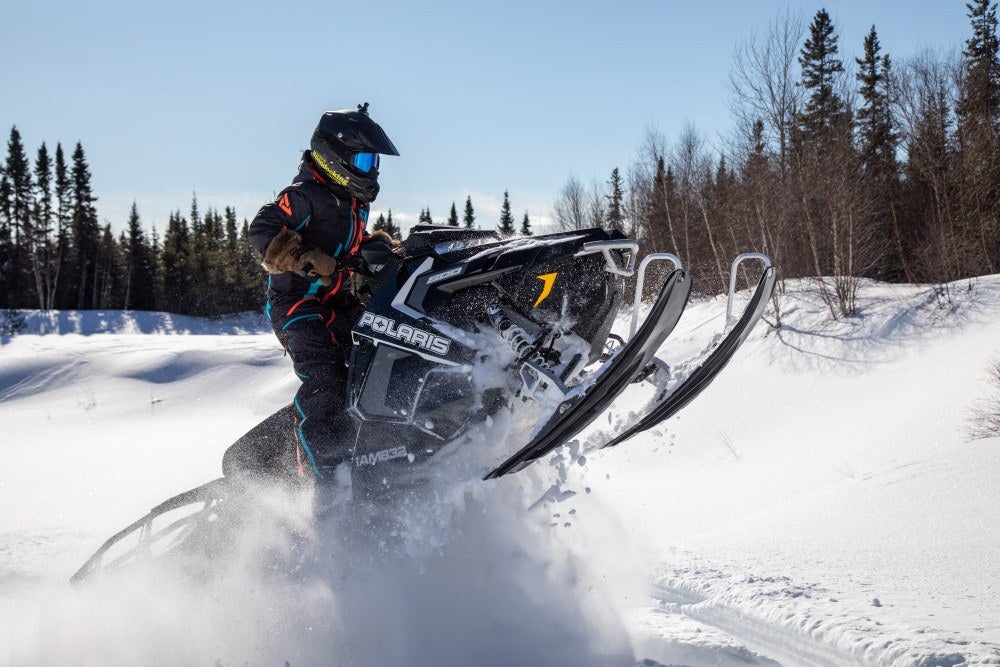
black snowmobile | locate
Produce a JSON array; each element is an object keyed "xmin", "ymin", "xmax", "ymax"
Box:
[{"xmin": 71, "ymin": 224, "xmax": 775, "ymax": 584}]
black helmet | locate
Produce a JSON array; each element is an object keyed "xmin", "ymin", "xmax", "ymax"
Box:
[{"xmin": 309, "ymin": 102, "xmax": 399, "ymax": 203}]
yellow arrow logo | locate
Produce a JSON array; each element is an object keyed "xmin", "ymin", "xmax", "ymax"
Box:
[{"xmin": 534, "ymin": 272, "xmax": 558, "ymax": 307}]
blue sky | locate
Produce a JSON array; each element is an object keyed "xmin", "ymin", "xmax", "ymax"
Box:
[{"xmin": 0, "ymin": 0, "xmax": 974, "ymax": 236}]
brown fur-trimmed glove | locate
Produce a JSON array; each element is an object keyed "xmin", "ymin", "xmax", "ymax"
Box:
[
  {"xmin": 261, "ymin": 229, "xmax": 338, "ymax": 285},
  {"xmin": 261, "ymin": 229, "xmax": 306, "ymax": 274}
]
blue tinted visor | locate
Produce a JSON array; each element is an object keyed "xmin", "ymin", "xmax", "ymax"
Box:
[{"xmin": 351, "ymin": 152, "xmax": 379, "ymax": 173}]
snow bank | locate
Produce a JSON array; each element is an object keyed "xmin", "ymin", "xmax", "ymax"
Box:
[{"xmin": 1, "ymin": 309, "xmax": 270, "ymax": 336}]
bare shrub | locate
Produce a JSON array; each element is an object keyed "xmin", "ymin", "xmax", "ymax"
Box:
[{"xmin": 967, "ymin": 356, "xmax": 1000, "ymax": 440}]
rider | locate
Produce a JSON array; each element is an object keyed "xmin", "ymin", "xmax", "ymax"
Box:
[{"xmin": 245, "ymin": 103, "xmax": 399, "ymax": 482}]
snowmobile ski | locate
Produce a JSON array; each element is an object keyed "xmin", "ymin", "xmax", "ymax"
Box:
[
  {"xmin": 484, "ymin": 268, "xmax": 692, "ymax": 479},
  {"xmin": 601, "ymin": 263, "xmax": 776, "ymax": 449}
]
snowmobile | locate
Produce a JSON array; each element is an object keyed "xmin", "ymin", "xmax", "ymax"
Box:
[{"xmin": 71, "ymin": 224, "xmax": 775, "ymax": 584}]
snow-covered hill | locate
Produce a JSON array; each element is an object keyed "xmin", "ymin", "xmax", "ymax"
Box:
[{"xmin": 1, "ymin": 277, "xmax": 998, "ymax": 666}]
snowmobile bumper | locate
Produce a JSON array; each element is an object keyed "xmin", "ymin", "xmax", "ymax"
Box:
[{"xmin": 71, "ymin": 478, "xmax": 230, "ymax": 585}]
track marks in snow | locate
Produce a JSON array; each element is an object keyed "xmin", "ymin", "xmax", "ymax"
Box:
[
  {"xmin": 645, "ymin": 575, "xmax": 853, "ymax": 666},
  {"xmin": 0, "ymin": 357, "xmax": 85, "ymax": 402},
  {"xmin": 114, "ymin": 349, "xmax": 282, "ymax": 384},
  {"xmin": 644, "ymin": 564, "xmax": 1000, "ymax": 666},
  {"xmin": 632, "ymin": 601, "xmax": 783, "ymax": 666}
]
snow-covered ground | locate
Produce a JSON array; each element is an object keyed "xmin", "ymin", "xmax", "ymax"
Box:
[{"xmin": 1, "ymin": 277, "xmax": 999, "ymax": 666}]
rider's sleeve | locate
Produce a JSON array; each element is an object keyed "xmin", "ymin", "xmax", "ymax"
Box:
[{"xmin": 248, "ymin": 188, "xmax": 314, "ymax": 257}]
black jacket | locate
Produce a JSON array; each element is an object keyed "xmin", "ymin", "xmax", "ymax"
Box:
[{"xmin": 249, "ymin": 152, "xmax": 370, "ymax": 313}]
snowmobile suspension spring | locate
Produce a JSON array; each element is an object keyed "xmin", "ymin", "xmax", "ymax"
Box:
[{"xmin": 485, "ymin": 304, "xmax": 551, "ymax": 367}]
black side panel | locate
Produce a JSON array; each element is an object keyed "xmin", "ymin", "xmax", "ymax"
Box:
[{"xmin": 351, "ymin": 421, "xmax": 443, "ymax": 498}]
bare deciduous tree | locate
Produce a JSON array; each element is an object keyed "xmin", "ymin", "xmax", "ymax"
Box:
[
  {"xmin": 553, "ymin": 175, "xmax": 587, "ymax": 231},
  {"xmin": 728, "ymin": 8, "xmax": 805, "ymax": 175}
]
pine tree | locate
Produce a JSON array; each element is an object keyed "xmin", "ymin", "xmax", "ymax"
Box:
[
  {"xmin": 0, "ymin": 164, "xmax": 10, "ymax": 303},
  {"xmin": 520, "ymin": 211, "xmax": 532, "ymax": 236},
  {"xmin": 221, "ymin": 207, "xmax": 242, "ymax": 312},
  {"xmin": 187, "ymin": 195, "xmax": 227, "ymax": 315},
  {"xmin": 235, "ymin": 219, "xmax": 265, "ymax": 312},
  {"xmin": 188, "ymin": 194, "xmax": 207, "ymax": 311},
  {"xmin": 745, "ymin": 119, "xmax": 769, "ymax": 177},
  {"xmin": 53, "ymin": 144, "xmax": 74, "ymax": 309},
  {"xmin": 418, "ymin": 207, "xmax": 433, "ymax": 224},
  {"xmin": 3, "ymin": 127, "xmax": 33, "ymax": 307},
  {"xmin": 957, "ymin": 0, "xmax": 1000, "ymax": 271},
  {"xmin": 30, "ymin": 143, "xmax": 58, "ymax": 309},
  {"xmin": 162, "ymin": 211, "xmax": 193, "ymax": 313},
  {"xmin": 448, "ymin": 201, "xmax": 459, "ymax": 226},
  {"xmin": 149, "ymin": 224, "xmax": 163, "ymax": 309},
  {"xmin": 122, "ymin": 203, "xmax": 140, "ymax": 309},
  {"xmin": 646, "ymin": 155, "xmax": 678, "ymax": 253},
  {"xmin": 70, "ymin": 142, "xmax": 101, "ymax": 308},
  {"xmin": 899, "ymin": 68, "xmax": 954, "ymax": 282},
  {"xmin": 32, "ymin": 143, "xmax": 52, "ymax": 252},
  {"xmin": 607, "ymin": 167, "xmax": 625, "ymax": 232},
  {"xmin": 712, "ymin": 155, "xmax": 735, "ymax": 228},
  {"xmin": 384, "ymin": 209, "xmax": 401, "ymax": 240},
  {"xmin": 4, "ymin": 128, "xmax": 32, "ymax": 246},
  {"xmin": 856, "ymin": 26, "xmax": 899, "ymax": 180},
  {"xmin": 463, "ymin": 196, "xmax": 475, "ymax": 229},
  {"xmin": 123, "ymin": 202, "xmax": 156, "ymax": 310},
  {"xmin": 224, "ymin": 206, "xmax": 238, "ymax": 255},
  {"xmin": 498, "ymin": 190, "xmax": 515, "ymax": 237},
  {"xmin": 96, "ymin": 223, "xmax": 121, "ymax": 309},
  {"xmin": 373, "ymin": 211, "xmax": 401, "ymax": 239},
  {"xmin": 857, "ymin": 25, "xmax": 906, "ymax": 281},
  {"xmin": 190, "ymin": 192, "xmax": 201, "ymax": 229},
  {"xmin": 958, "ymin": 0, "xmax": 1000, "ymax": 131},
  {"xmin": 796, "ymin": 9, "xmax": 850, "ymax": 153},
  {"xmin": 195, "ymin": 207, "xmax": 228, "ymax": 315}
]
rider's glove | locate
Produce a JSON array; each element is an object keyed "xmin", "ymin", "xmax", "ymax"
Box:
[{"xmin": 298, "ymin": 249, "xmax": 338, "ymax": 285}]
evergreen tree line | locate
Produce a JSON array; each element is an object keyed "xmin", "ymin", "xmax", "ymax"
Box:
[
  {"xmin": 0, "ymin": 133, "xmax": 263, "ymax": 315},
  {"xmin": 0, "ymin": 126, "xmax": 540, "ymax": 317},
  {"xmin": 373, "ymin": 191, "xmax": 534, "ymax": 239},
  {"xmin": 0, "ymin": 130, "xmax": 539, "ymax": 317},
  {"xmin": 555, "ymin": 2, "xmax": 1000, "ymax": 318}
]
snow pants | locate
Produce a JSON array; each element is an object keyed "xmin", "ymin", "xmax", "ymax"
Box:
[{"xmin": 271, "ymin": 294, "xmax": 361, "ymax": 481}]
